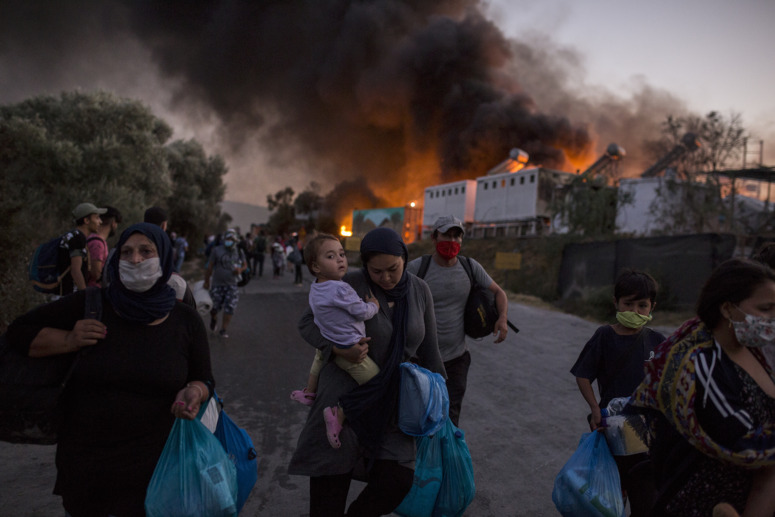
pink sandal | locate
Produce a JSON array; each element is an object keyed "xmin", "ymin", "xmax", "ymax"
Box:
[
  {"xmin": 290, "ymin": 389, "xmax": 316, "ymax": 406},
  {"xmin": 323, "ymin": 406, "xmax": 343, "ymax": 449}
]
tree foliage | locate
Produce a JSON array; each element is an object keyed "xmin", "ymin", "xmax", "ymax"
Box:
[
  {"xmin": 164, "ymin": 139, "xmax": 228, "ymax": 250},
  {"xmin": 0, "ymin": 91, "xmax": 226, "ymax": 327},
  {"xmin": 645, "ymin": 111, "xmax": 747, "ymax": 235},
  {"xmin": 645, "ymin": 111, "xmax": 745, "ymax": 179},
  {"xmin": 294, "ymin": 182, "xmax": 323, "ymax": 217},
  {"xmin": 266, "ymin": 187, "xmax": 296, "ymax": 236},
  {"xmin": 264, "ymin": 183, "xmax": 342, "ymax": 237},
  {"xmin": 551, "ymin": 177, "xmax": 619, "ymax": 238}
]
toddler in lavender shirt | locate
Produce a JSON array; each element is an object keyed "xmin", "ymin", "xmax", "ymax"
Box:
[{"xmin": 290, "ymin": 233, "xmax": 379, "ymax": 448}]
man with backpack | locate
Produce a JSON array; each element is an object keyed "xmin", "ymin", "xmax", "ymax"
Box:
[
  {"xmin": 86, "ymin": 206, "xmax": 122, "ymax": 287},
  {"xmin": 60, "ymin": 202, "xmax": 106, "ymax": 295},
  {"xmin": 406, "ymin": 215, "xmax": 510, "ymax": 426}
]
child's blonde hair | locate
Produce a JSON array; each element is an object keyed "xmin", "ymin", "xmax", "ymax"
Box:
[{"xmin": 304, "ymin": 233, "xmax": 342, "ymax": 276}]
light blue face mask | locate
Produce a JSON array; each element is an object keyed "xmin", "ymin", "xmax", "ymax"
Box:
[
  {"xmin": 224, "ymin": 240, "xmax": 235, "ymax": 248},
  {"xmin": 616, "ymin": 311, "xmax": 652, "ymax": 329}
]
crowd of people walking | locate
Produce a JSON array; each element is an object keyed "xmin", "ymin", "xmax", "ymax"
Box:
[{"xmin": 8, "ymin": 202, "xmax": 775, "ymax": 517}]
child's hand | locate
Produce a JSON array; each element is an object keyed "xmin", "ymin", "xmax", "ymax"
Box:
[
  {"xmin": 364, "ymin": 291, "xmax": 379, "ymax": 310},
  {"xmin": 589, "ymin": 407, "xmax": 604, "ymax": 432}
]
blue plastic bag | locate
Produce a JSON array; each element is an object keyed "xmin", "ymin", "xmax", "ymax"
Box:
[
  {"xmin": 145, "ymin": 417, "xmax": 239, "ymax": 517},
  {"xmin": 552, "ymin": 432, "xmax": 625, "ymax": 517},
  {"xmin": 399, "ymin": 362, "xmax": 449, "ymax": 437},
  {"xmin": 433, "ymin": 419, "xmax": 475, "ymax": 517},
  {"xmin": 394, "ymin": 434, "xmax": 444, "ymax": 517},
  {"xmin": 214, "ymin": 406, "xmax": 258, "ymax": 513}
]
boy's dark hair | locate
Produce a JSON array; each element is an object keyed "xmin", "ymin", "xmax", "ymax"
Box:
[
  {"xmin": 143, "ymin": 206, "xmax": 168, "ymax": 226},
  {"xmin": 304, "ymin": 233, "xmax": 341, "ymax": 275},
  {"xmin": 697, "ymin": 258, "xmax": 775, "ymax": 329},
  {"xmin": 614, "ymin": 269, "xmax": 658, "ymax": 303},
  {"xmin": 102, "ymin": 205, "xmax": 123, "ymax": 225},
  {"xmin": 753, "ymin": 242, "xmax": 775, "ymax": 269}
]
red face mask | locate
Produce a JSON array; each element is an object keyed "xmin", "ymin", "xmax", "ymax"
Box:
[{"xmin": 436, "ymin": 241, "xmax": 461, "ymax": 260}]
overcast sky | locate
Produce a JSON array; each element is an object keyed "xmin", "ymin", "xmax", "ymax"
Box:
[{"xmin": 487, "ymin": 0, "xmax": 775, "ymax": 145}]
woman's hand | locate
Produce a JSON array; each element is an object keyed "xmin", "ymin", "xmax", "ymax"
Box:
[
  {"xmin": 66, "ymin": 318, "xmax": 107, "ymax": 350},
  {"xmin": 29, "ymin": 319, "xmax": 106, "ymax": 357},
  {"xmin": 171, "ymin": 382, "xmax": 207, "ymax": 419},
  {"xmin": 333, "ymin": 337, "xmax": 371, "ymax": 364}
]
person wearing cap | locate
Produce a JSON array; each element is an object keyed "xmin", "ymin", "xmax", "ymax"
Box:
[
  {"xmin": 86, "ymin": 205, "xmax": 123, "ymax": 287},
  {"xmin": 58, "ymin": 202, "xmax": 107, "ymax": 295},
  {"xmin": 406, "ymin": 215, "xmax": 509, "ymax": 426},
  {"xmin": 203, "ymin": 228, "xmax": 248, "ymax": 338}
]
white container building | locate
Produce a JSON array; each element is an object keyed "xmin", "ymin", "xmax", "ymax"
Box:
[
  {"xmin": 422, "ymin": 180, "xmax": 477, "ymax": 237},
  {"xmin": 470, "ymin": 167, "xmax": 575, "ymax": 238},
  {"xmin": 615, "ymin": 177, "xmax": 665, "ymax": 235}
]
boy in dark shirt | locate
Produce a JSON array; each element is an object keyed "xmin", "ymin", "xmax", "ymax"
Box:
[{"xmin": 571, "ymin": 269, "xmax": 666, "ymax": 516}]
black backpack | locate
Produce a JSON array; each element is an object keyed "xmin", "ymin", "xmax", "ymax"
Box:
[
  {"xmin": 28, "ymin": 234, "xmax": 70, "ymax": 293},
  {"xmin": 416, "ymin": 254, "xmax": 499, "ymax": 339},
  {"xmin": 0, "ymin": 287, "xmax": 102, "ymax": 444}
]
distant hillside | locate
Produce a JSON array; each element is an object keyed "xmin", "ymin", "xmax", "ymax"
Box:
[{"xmin": 220, "ymin": 200, "xmax": 270, "ymax": 233}]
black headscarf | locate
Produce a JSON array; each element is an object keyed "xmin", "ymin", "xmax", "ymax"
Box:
[
  {"xmin": 106, "ymin": 223, "xmax": 177, "ymax": 324},
  {"xmin": 340, "ymin": 227, "xmax": 410, "ymax": 455}
]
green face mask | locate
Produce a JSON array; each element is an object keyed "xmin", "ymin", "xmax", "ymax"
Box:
[{"xmin": 616, "ymin": 311, "xmax": 652, "ymax": 329}]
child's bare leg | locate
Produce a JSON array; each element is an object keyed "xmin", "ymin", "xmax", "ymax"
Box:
[
  {"xmin": 290, "ymin": 369, "xmax": 319, "ymax": 406},
  {"xmin": 743, "ymin": 465, "xmax": 775, "ymax": 517},
  {"xmin": 306, "ymin": 372, "xmax": 319, "ymax": 393}
]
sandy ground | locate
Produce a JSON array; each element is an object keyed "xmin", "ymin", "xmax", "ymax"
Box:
[{"xmin": 0, "ymin": 270, "xmax": 680, "ymax": 516}]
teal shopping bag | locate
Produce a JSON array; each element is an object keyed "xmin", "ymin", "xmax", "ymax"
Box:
[
  {"xmin": 394, "ymin": 434, "xmax": 444, "ymax": 517},
  {"xmin": 552, "ymin": 432, "xmax": 625, "ymax": 517},
  {"xmin": 145, "ymin": 417, "xmax": 239, "ymax": 517},
  {"xmin": 433, "ymin": 419, "xmax": 475, "ymax": 517}
]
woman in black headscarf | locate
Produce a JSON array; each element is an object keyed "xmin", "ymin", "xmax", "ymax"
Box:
[
  {"xmin": 8, "ymin": 222, "xmax": 214, "ymax": 517},
  {"xmin": 290, "ymin": 227, "xmax": 446, "ymax": 517}
]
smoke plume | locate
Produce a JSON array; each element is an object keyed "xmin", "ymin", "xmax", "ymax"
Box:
[{"xmin": 0, "ymin": 0, "xmax": 694, "ymax": 209}]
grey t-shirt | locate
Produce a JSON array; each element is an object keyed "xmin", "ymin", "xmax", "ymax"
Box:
[
  {"xmin": 207, "ymin": 245, "xmax": 246, "ymax": 286},
  {"xmin": 407, "ymin": 255, "xmax": 493, "ymax": 362}
]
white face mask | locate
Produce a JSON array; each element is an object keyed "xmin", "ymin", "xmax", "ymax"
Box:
[
  {"xmin": 119, "ymin": 257, "xmax": 163, "ymax": 292},
  {"xmin": 731, "ymin": 308, "xmax": 775, "ymax": 348}
]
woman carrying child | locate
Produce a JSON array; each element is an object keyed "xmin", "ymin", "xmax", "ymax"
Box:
[
  {"xmin": 290, "ymin": 233, "xmax": 380, "ymax": 449},
  {"xmin": 570, "ymin": 269, "xmax": 666, "ymax": 516},
  {"xmin": 289, "ymin": 227, "xmax": 445, "ymax": 517}
]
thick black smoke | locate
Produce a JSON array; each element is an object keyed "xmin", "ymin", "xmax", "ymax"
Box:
[{"xmin": 0, "ymin": 0, "xmax": 686, "ymax": 206}]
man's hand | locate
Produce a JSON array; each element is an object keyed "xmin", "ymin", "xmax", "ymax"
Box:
[{"xmin": 493, "ymin": 316, "xmax": 508, "ymax": 343}]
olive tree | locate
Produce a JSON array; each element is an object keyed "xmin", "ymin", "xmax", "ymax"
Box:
[
  {"xmin": 0, "ymin": 91, "xmax": 227, "ymax": 327},
  {"xmin": 646, "ymin": 111, "xmax": 747, "ymax": 234}
]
